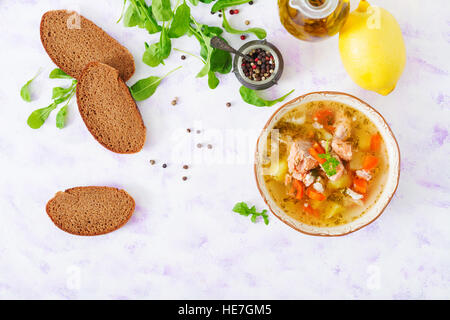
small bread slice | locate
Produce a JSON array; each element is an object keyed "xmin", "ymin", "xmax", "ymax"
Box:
[
  {"xmin": 46, "ymin": 186, "xmax": 135, "ymax": 236},
  {"xmin": 77, "ymin": 62, "xmax": 146, "ymax": 154},
  {"xmin": 40, "ymin": 10, "xmax": 135, "ymax": 81}
]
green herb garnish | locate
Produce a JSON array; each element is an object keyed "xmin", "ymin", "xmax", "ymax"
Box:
[
  {"xmin": 211, "ymin": 0, "xmax": 253, "ymax": 13},
  {"xmin": 233, "ymin": 202, "xmax": 269, "ymax": 225},
  {"xmin": 318, "ymin": 141, "xmax": 340, "ymax": 176},
  {"xmin": 239, "ymin": 86, "xmax": 294, "ymax": 107},
  {"xmin": 152, "ymin": 0, "xmax": 174, "ymax": 22},
  {"xmin": 168, "ymin": 1, "xmax": 191, "ymax": 38},
  {"xmin": 120, "ymin": 0, "xmax": 233, "ymax": 89},
  {"xmin": 49, "ymin": 68, "xmax": 72, "ymax": 79},
  {"xmin": 129, "ymin": 66, "xmax": 182, "ymax": 101},
  {"xmin": 26, "ymin": 74, "xmax": 77, "ymax": 129},
  {"xmin": 222, "ymin": 12, "xmax": 266, "ymax": 40},
  {"xmin": 20, "ymin": 69, "xmax": 41, "ymax": 102}
]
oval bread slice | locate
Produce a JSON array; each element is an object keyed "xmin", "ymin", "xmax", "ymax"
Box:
[
  {"xmin": 40, "ymin": 10, "xmax": 135, "ymax": 81},
  {"xmin": 77, "ymin": 62, "xmax": 146, "ymax": 154},
  {"xmin": 46, "ymin": 187, "xmax": 135, "ymax": 236}
]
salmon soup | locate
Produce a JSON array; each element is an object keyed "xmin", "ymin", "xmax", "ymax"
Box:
[{"xmin": 261, "ymin": 100, "xmax": 389, "ymax": 228}]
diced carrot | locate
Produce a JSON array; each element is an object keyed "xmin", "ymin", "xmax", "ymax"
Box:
[
  {"xmin": 309, "ymin": 147, "xmax": 326, "ymax": 164},
  {"xmin": 353, "ymin": 177, "xmax": 368, "ymax": 194},
  {"xmin": 288, "ymin": 184, "xmax": 296, "ymax": 196},
  {"xmin": 363, "ymin": 155, "xmax": 379, "ymax": 171},
  {"xmin": 313, "ymin": 109, "xmax": 334, "ymax": 125},
  {"xmin": 306, "ymin": 187, "xmax": 326, "ymax": 201},
  {"xmin": 304, "ymin": 203, "xmax": 320, "ymax": 217},
  {"xmin": 313, "ymin": 142, "xmax": 325, "ymax": 154},
  {"xmin": 292, "ymin": 179, "xmax": 304, "ymax": 200},
  {"xmin": 370, "ymin": 133, "xmax": 382, "ymax": 152}
]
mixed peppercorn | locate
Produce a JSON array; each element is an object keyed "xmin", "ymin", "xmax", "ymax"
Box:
[{"xmin": 241, "ymin": 48, "xmax": 275, "ymax": 82}]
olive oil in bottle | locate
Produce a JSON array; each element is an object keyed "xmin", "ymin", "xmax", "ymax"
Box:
[{"xmin": 278, "ymin": 0, "xmax": 350, "ymax": 42}]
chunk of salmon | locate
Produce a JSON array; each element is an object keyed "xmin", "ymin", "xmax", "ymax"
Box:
[
  {"xmin": 356, "ymin": 169, "xmax": 372, "ymax": 181},
  {"xmin": 287, "ymin": 140, "xmax": 319, "ymax": 181},
  {"xmin": 303, "ymin": 172, "xmax": 316, "ymax": 187},
  {"xmin": 331, "ymin": 138, "xmax": 352, "ymax": 161},
  {"xmin": 334, "ymin": 111, "xmax": 352, "ymax": 140},
  {"xmin": 322, "ymin": 151, "xmax": 346, "ymax": 181}
]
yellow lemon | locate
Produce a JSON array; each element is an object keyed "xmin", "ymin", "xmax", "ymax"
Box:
[{"xmin": 339, "ymin": 1, "xmax": 406, "ymax": 95}]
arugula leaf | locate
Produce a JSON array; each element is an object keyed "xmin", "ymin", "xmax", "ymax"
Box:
[
  {"xmin": 168, "ymin": 1, "xmax": 190, "ymax": 38},
  {"xmin": 222, "ymin": 12, "xmax": 266, "ymax": 39},
  {"xmin": 56, "ymin": 105, "xmax": 68, "ymax": 129},
  {"xmin": 123, "ymin": 2, "xmax": 142, "ymax": 27},
  {"xmin": 143, "ymin": 26, "xmax": 172, "ymax": 67},
  {"xmin": 27, "ymin": 79, "xmax": 77, "ymax": 129},
  {"xmin": 199, "ymin": 0, "xmax": 216, "ymax": 3},
  {"xmin": 27, "ymin": 103, "xmax": 57, "ymax": 129},
  {"xmin": 126, "ymin": 0, "xmax": 162, "ymax": 34},
  {"xmin": 318, "ymin": 141, "xmax": 340, "ymax": 176},
  {"xmin": 49, "ymin": 68, "xmax": 72, "ymax": 79},
  {"xmin": 189, "ymin": 0, "xmax": 200, "ymax": 5},
  {"xmin": 129, "ymin": 66, "xmax": 182, "ymax": 101},
  {"xmin": 152, "ymin": 0, "xmax": 173, "ymax": 22},
  {"xmin": 208, "ymin": 71, "xmax": 219, "ymax": 89},
  {"xmin": 159, "ymin": 26, "xmax": 172, "ymax": 60},
  {"xmin": 233, "ymin": 202, "xmax": 269, "ymax": 225},
  {"xmin": 190, "ymin": 19, "xmax": 213, "ymax": 78},
  {"xmin": 210, "ymin": 39, "xmax": 232, "ymax": 74},
  {"xmin": 20, "ymin": 70, "xmax": 41, "ymax": 102},
  {"xmin": 201, "ymin": 25, "xmax": 223, "ymax": 37},
  {"xmin": 143, "ymin": 42, "xmax": 162, "ymax": 67},
  {"xmin": 117, "ymin": 0, "xmax": 128, "ymax": 23},
  {"xmin": 239, "ymin": 86, "xmax": 295, "ymax": 107},
  {"xmin": 52, "ymin": 83, "xmax": 75, "ymax": 100},
  {"xmin": 212, "ymin": 0, "xmax": 252, "ymax": 13}
]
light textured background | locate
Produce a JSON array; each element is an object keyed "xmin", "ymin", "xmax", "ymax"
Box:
[{"xmin": 0, "ymin": 0, "xmax": 449, "ymax": 299}]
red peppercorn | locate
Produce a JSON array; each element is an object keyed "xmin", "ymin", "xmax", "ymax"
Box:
[
  {"xmin": 252, "ymin": 65, "xmax": 257, "ymax": 69},
  {"xmin": 234, "ymin": 9, "xmax": 239, "ymax": 14},
  {"xmin": 254, "ymin": 58, "xmax": 259, "ymax": 62},
  {"xmin": 229, "ymin": 10, "xmax": 234, "ymax": 15},
  {"xmin": 266, "ymin": 57, "xmax": 270, "ymax": 61},
  {"xmin": 240, "ymin": 35, "xmax": 246, "ymax": 40}
]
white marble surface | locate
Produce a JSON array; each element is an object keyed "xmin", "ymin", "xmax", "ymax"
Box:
[{"xmin": 0, "ymin": 0, "xmax": 449, "ymax": 299}]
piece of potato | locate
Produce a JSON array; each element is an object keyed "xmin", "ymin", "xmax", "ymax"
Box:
[
  {"xmin": 309, "ymin": 199, "xmax": 324, "ymax": 210},
  {"xmin": 357, "ymin": 130, "xmax": 372, "ymax": 151},
  {"xmin": 323, "ymin": 202, "xmax": 344, "ymax": 219},
  {"xmin": 349, "ymin": 151, "xmax": 364, "ymax": 170},
  {"xmin": 327, "ymin": 173, "xmax": 351, "ymax": 190},
  {"xmin": 268, "ymin": 159, "xmax": 288, "ymax": 182}
]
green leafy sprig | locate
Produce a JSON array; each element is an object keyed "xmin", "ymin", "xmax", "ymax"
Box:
[
  {"xmin": 222, "ymin": 11, "xmax": 266, "ymax": 39},
  {"xmin": 211, "ymin": 0, "xmax": 253, "ymax": 13},
  {"xmin": 20, "ymin": 69, "xmax": 42, "ymax": 102},
  {"xmin": 318, "ymin": 140, "xmax": 340, "ymax": 177},
  {"xmin": 239, "ymin": 86, "xmax": 294, "ymax": 107},
  {"xmin": 233, "ymin": 202, "xmax": 269, "ymax": 225},
  {"xmin": 119, "ymin": 0, "xmax": 233, "ymax": 89},
  {"xmin": 27, "ymin": 69, "xmax": 77, "ymax": 129},
  {"xmin": 129, "ymin": 66, "xmax": 182, "ymax": 101}
]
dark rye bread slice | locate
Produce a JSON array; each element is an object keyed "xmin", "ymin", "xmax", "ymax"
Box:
[
  {"xmin": 40, "ymin": 10, "xmax": 135, "ymax": 81},
  {"xmin": 46, "ymin": 186, "xmax": 135, "ymax": 236},
  {"xmin": 77, "ymin": 62, "xmax": 146, "ymax": 153}
]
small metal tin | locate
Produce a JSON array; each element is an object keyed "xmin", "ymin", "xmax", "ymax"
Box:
[{"xmin": 233, "ymin": 40, "xmax": 284, "ymax": 91}]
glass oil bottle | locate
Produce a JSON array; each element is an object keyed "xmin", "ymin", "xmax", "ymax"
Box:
[{"xmin": 278, "ymin": 0, "xmax": 350, "ymax": 42}]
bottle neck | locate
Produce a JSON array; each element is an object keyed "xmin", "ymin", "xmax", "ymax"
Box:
[{"xmin": 289, "ymin": 0, "xmax": 339, "ymax": 19}]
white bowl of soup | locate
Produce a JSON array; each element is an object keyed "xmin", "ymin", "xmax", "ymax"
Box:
[{"xmin": 255, "ymin": 92, "xmax": 400, "ymax": 236}]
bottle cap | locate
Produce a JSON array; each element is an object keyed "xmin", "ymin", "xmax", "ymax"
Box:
[{"xmin": 289, "ymin": 0, "xmax": 339, "ymax": 19}]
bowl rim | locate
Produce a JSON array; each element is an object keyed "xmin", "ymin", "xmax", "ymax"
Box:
[{"xmin": 254, "ymin": 91, "xmax": 401, "ymax": 237}]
